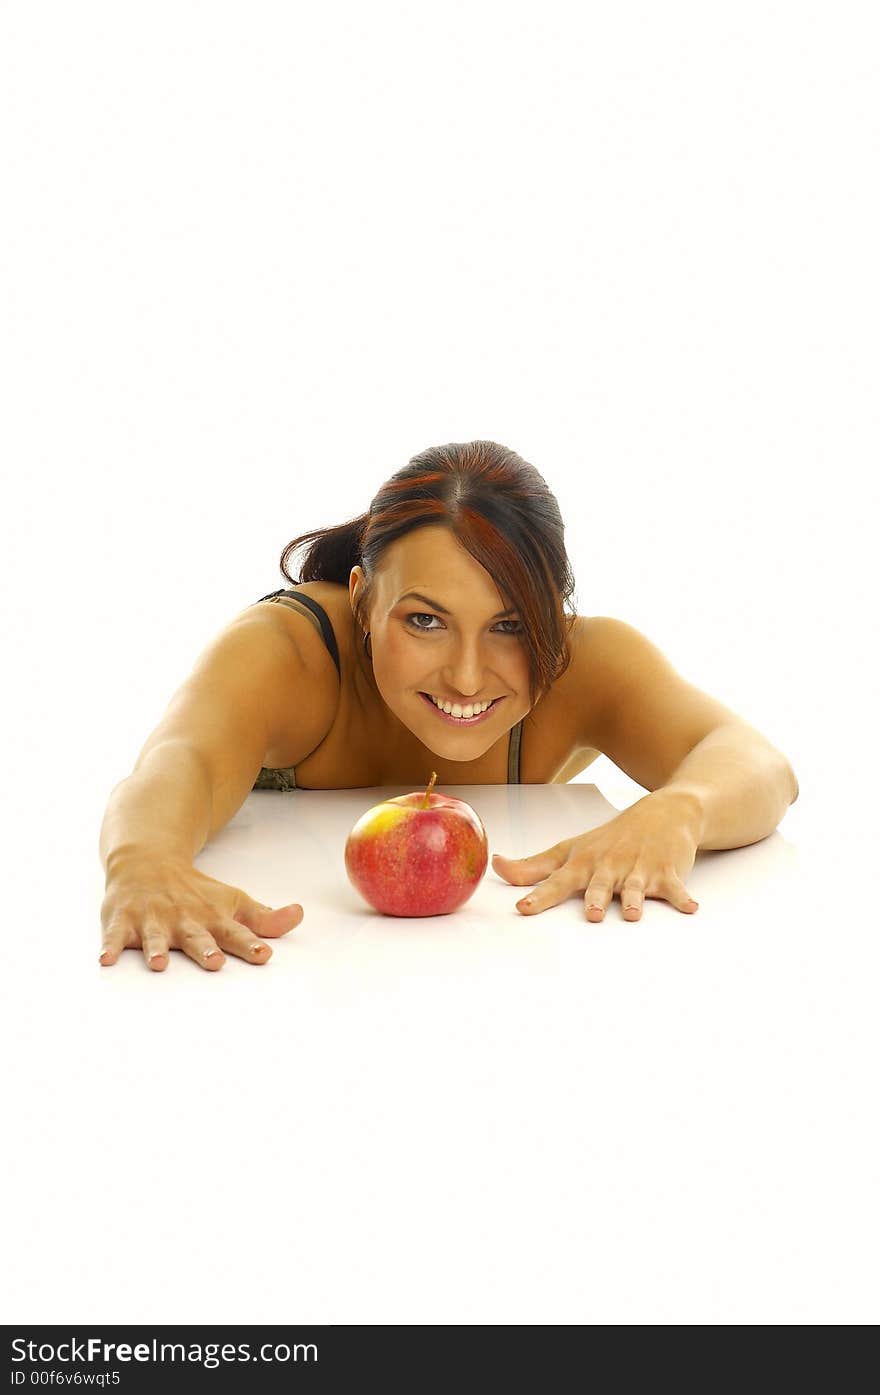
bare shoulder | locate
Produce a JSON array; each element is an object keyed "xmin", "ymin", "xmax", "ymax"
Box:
[
  {"xmin": 574, "ymin": 612, "xmax": 738, "ymax": 715},
  {"xmin": 525, "ymin": 614, "xmax": 605, "ymax": 754},
  {"xmin": 240, "ymin": 585, "xmax": 346, "ymax": 767},
  {"xmin": 569, "ymin": 614, "xmax": 748, "ymax": 789},
  {"xmin": 135, "ymin": 597, "xmax": 338, "ymax": 789},
  {"xmin": 243, "ymin": 585, "xmax": 343, "ymax": 690}
]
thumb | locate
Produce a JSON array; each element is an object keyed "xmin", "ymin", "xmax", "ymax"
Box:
[
  {"xmin": 492, "ymin": 848, "xmax": 562, "ymax": 885},
  {"xmin": 235, "ymin": 896, "xmax": 304, "ymax": 936},
  {"xmin": 664, "ymin": 873, "xmax": 699, "ymax": 915}
]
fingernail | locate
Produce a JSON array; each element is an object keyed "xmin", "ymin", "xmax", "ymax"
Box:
[
  {"xmin": 149, "ymin": 951, "xmax": 165, "ymax": 963},
  {"xmin": 204, "ymin": 948, "xmax": 223, "ymax": 960},
  {"xmin": 250, "ymin": 943, "xmax": 267, "ymax": 954}
]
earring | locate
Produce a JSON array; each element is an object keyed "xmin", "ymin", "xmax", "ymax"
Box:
[{"xmin": 363, "ymin": 630, "xmax": 373, "ymax": 660}]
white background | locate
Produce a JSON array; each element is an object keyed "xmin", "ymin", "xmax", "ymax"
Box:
[{"xmin": 1, "ymin": 0, "xmax": 877, "ymax": 1325}]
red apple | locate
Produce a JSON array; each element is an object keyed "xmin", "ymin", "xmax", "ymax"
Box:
[{"xmin": 344, "ymin": 771, "xmax": 489, "ymax": 917}]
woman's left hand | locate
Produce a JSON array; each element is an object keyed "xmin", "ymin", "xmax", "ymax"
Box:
[{"xmin": 491, "ymin": 790, "xmax": 703, "ymax": 921}]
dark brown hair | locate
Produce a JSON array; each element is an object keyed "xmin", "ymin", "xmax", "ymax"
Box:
[{"xmin": 279, "ymin": 440, "xmax": 578, "ymax": 708}]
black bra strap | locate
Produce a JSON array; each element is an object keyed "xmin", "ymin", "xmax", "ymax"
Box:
[{"xmin": 253, "ymin": 587, "xmax": 341, "ymax": 680}]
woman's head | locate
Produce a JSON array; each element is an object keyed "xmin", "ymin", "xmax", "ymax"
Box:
[{"xmin": 279, "ymin": 440, "xmax": 578, "ymax": 754}]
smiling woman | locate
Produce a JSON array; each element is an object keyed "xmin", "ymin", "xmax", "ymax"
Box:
[
  {"xmin": 286, "ymin": 439, "xmax": 578, "ymax": 709},
  {"xmin": 98, "ymin": 438, "xmax": 798, "ymax": 972},
  {"xmin": 249, "ymin": 440, "xmax": 583, "ymax": 792}
]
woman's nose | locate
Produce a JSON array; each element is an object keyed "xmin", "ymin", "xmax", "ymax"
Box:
[{"xmin": 444, "ymin": 650, "xmax": 489, "ymax": 694}]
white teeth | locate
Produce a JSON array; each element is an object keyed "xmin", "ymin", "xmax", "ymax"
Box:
[{"xmin": 428, "ymin": 693, "xmax": 493, "ymax": 717}]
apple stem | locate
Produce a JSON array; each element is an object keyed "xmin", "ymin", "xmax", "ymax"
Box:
[{"xmin": 423, "ymin": 770, "xmax": 437, "ymax": 807}]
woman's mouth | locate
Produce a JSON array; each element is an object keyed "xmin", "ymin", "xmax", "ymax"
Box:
[{"xmin": 418, "ymin": 691, "xmax": 504, "ymax": 726}]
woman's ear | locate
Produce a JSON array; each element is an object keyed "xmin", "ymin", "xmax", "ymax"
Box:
[{"xmin": 349, "ymin": 565, "xmax": 364, "ymax": 610}]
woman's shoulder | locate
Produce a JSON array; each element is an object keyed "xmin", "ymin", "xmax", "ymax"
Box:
[
  {"xmin": 244, "ymin": 583, "xmax": 354, "ymax": 772},
  {"xmin": 551, "ymin": 613, "xmax": 681, "ymax": 750},
  {"xmin": 521, "ymin": 614, "xmax": 604, "ymax": 760},
  {"xmin": 559, "ymin": 614, "xmax": 746, "ymax": 789},
  {"xmin": 257, "ymin": 580, "xmax": 351, "ymax": 631},
  {"xmin": 246, "ymin": 581, "xmax": 352, "ymax": 656}
]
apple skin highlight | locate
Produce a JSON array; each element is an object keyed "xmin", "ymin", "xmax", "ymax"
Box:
[{"xmin": 344, "ymin": 772, "xmax": 489, "ymax": 917}]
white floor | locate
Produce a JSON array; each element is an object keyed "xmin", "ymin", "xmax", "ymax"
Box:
[{"xmin": 3, "ymin": 768, "xmax": 874, "ymax": 1325}]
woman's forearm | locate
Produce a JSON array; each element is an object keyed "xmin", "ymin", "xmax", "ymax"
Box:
[
  {"xmin": 654, "ymin": 722, "xmax": 799, "ymax": 851},
  {"xmin": 99, "ymin": 740, "xmax": 214, "ymax": 878}
]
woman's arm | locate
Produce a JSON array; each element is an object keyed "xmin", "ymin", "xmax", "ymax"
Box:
[
  {"xmin": 97, "ymin": 610, "xmax": 332, "ymax": 970},
  {"xmin": 100, "ymin": 740, "xmax": 215, "ymax": 879},
  {"xmin": 578, "ymin": 616, "xmax": 797, "ymax": 811},
  {"xmin": 101, "ymin": 609, "xmax": 333, "ymax": 870},
  {"xmin": 492, "ymin": 617, "xmax": 798, "ymax": 921},
  {"xmin": 652, "ymin": 721, "xmax": 798, "ymax": 851}
]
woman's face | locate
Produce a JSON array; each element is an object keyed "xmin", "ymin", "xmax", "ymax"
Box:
[{"xmin": 349, "ymin": 526, "xmax": 531, "ymax": 757}]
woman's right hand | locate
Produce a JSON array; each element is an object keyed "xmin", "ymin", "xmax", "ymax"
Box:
[{"xmin": 100, "ymin": 855, "xmax": 304, "ymax": 971}]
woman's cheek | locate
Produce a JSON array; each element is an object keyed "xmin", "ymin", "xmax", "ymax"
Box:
[{"xmin": 380, "ymin": 628, "xmax": 413, "ymax": 674}]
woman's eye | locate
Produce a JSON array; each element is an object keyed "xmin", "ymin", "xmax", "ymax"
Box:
[
  {"xmin": 406, "ymin": 612, "xmax": 440, "ymax": 631},
  {"xmin": 404, "ymin": 612, "xmax": 522, "ymax": 635}
]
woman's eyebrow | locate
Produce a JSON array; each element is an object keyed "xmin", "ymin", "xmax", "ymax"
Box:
[{"xmin": 396, "ymin": 590, "xmax": 517, "ymax": 618}]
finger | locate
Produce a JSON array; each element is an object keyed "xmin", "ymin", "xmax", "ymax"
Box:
[
  {"xmin": 99, "ymin": 913, "xmax": 138, "ymax": 966},
  {"xmin": 175, "ymin": 920, "xmax": 227, "ymax": 971},
  {"xmin": 663, "ymin": 873, "xmax": 699, "ymax": 914},
  {"xmin": 211, "ymin": 917, "xmax": 275, "ymax": 964},
  {"xmin": 233, "ymin": 898, "xmax": 304, "ymax": 937},
  {"xmin": 141, "ymin": 926, "xmax": 171, "ymax": 972},
  {"xmin": 492, "ymin": 843, "xmax": 570, "ymax": 886},
  {"xmin": 621, "ymin": 874, "xmax": 646, "ymax": 921},
  {"xmin": 139, "ymin": 909, "xmax": 174, "ymax": 972},
  {"xmin": 514, "ymin": 867, "xmax": 578, "ymax": 914},
  {"xmin": 584, "ymin": 877, "xmax": 614, "ymax": 923}
]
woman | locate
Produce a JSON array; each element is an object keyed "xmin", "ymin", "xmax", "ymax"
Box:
[{"xmin": 99, "ymin": 440, "xmax": 798, "ymax": 972}]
